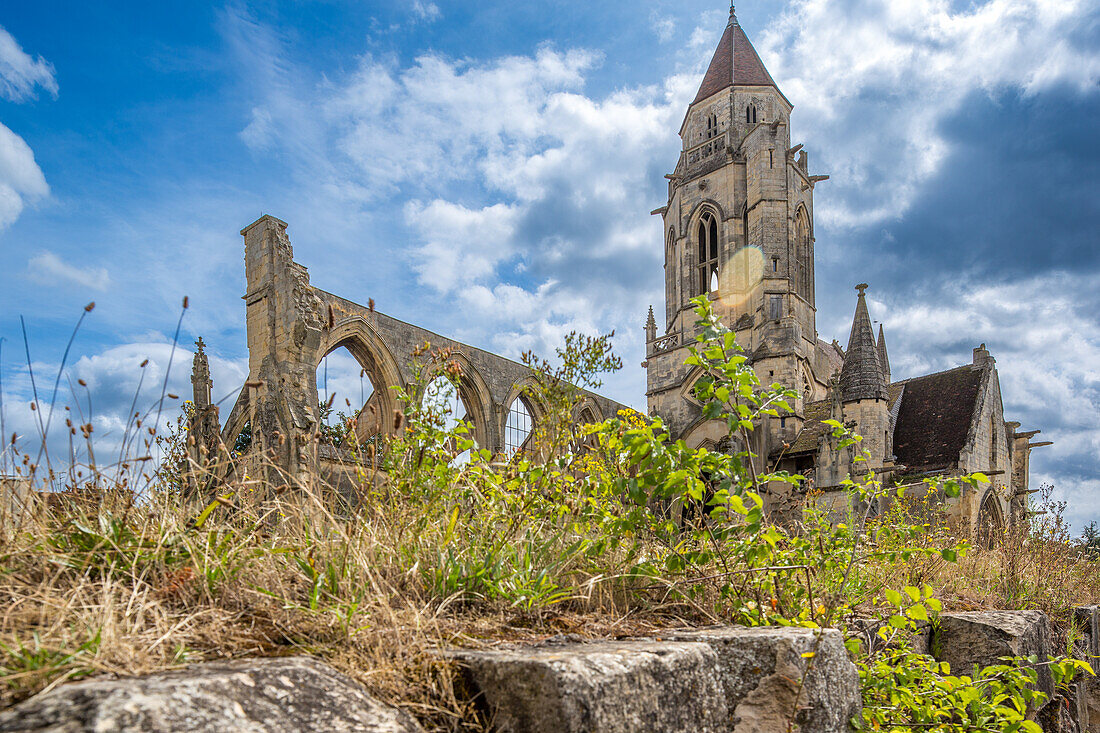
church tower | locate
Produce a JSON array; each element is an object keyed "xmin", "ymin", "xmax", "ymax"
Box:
[{"xmin": 646, "ymin": 7, "xmax": 834, "ymax": 455}]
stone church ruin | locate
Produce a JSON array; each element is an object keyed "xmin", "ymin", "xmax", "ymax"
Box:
[
  {"xmin": 644, "ymin": 8, "xmax": 1050, "ymax": 534},
  {"xmin": 186, "ymin": 9, "xmax": 1049, "ymax": 538},
  {"xmin": 187, "ymin": 214, "xmax": 626, "ymax": 491}
]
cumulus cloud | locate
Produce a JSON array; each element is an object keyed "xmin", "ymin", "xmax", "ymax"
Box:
[
  {"xmin": 27, "ymin": 251, "xmax": 111, "ymax": 291},
  {"xmin": 757, "ymin": 0, "xmax": 1100, "ymax": 227},
  {"xmin": 0, "ymin": 26, "xmax": 54, "ymax": 231},
  {"xmin": 0, "ymin": 122, "xmax": 49, "ymax": 229},
  {"xmin": 1, "ymin": 340, "xmax": 248, "ymax": 483},
  {"xmin": 0, "ymin": 25, "xmax": 57, "ymax": 102}
]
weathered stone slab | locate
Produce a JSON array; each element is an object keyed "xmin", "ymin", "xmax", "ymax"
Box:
[
  {"xmin": 0, "ymin": 656, "xmax": 423, "ymax": 733},
  {"xmin": 449, "ymin": 640, "xmax": 726, "ymax": 733},
  {"xmin": 448, "ymin": 627, "xmax": 861, "ymax": 732},
  {"xmin": 932, "ymin": 610, "xmax": 1054, "ymax": 698},
  {"xmin": 1075, "ymin": 606, "xmax": 1099, "ymax": 732},
  {"xmin": 665, "ymin": 626, "xmax": 861, "ymax": 733}
]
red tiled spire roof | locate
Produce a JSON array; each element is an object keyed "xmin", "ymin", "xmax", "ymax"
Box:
[{"xmin": 693, "ymin": 9, "xmax": 783, "ymax": 104}]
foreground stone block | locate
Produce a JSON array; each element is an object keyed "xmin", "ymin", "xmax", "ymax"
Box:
[
  {"xmin": 1075, "ymin": 606, "xmax": 1100, "ymax": 733},
  {"xmin": 933, "ymin": 610, "xmax": 1054, "ymax": 698},
  {"xmin": 448, "ymin": 627, "xmax": 861, "ymax": 732},
  {"xmin": 450, "ymin": 640, "xmax": 725, "ymax": 733},
  {"xmin": 0, "ymin": 656, "xmax": 423, "ymax": 733},
  {"xmin": 666, "ymin": 626, "xmax": 861, "ymax": 733}
]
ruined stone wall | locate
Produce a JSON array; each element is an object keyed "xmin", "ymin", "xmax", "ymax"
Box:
[{"xmin": 224, "ymin": 215, "xmax": 629, "ymax": 484}]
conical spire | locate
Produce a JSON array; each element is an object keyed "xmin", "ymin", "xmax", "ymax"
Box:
[
  {"xmin": 877, "ymin": 324, "xmax": 891, "ymax": 385},
  {"xmin": 693, "ymin": 8, "xmax": 786, "ymax": 104},
  {"xmin": 839, "ymin": 284, "xmax": 887, "ymax": 402},
  {"xmin": 644, "ymin": 305, "xmax": 657, "ymax": 342}
]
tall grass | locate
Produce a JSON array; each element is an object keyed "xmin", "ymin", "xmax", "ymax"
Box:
[{"xmin": 0, "ymin": 303, "xmax": 1096, "ymax": 729}]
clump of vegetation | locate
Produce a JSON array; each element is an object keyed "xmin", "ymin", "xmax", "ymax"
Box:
[{"xmin": 0, "ymin": 298, "xmax": 1095, "ymax": 730}]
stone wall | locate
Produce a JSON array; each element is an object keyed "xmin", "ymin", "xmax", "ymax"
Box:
[{"xmin": 4, "ymin": 611, "xmax": 1094, "ymax": 731}]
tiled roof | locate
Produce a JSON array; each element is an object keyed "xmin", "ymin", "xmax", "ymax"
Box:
[
  {"xmin": 693, "ymin": 13, "xmax": 784, "ymax": 104},
  {"xmin": 892, "ymin": 365, "xmax": 984, "ymax": 473},
  {"xmin": 782, "ymin": 399, "xmax": 834, "ymax": 456}
]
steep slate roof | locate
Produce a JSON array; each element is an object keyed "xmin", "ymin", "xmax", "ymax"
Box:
[
  {"xmin": 693, "ymin": 11, "xmax": 785, "ymax": 104},
  {"xmin": 839, "ymin": 285, "xmax": 887, "ymax": 402},
  {"xmin": 783, "ymin": 399, "xmax": 834, "ymax": 456},
  {"xmin": 892, "ymin": 365, "xmax": 984, "ymax": 473}
]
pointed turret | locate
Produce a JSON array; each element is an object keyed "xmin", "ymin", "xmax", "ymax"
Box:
[
  {"xmin": 693, "ymin": 7, "xmax": 787, "ymax": 105},
  {"xmin": 877, "ymin": 324, "xmax": 891, "ymax": 385},
  {"xmin": 191, "ymin": 337, "xmax": 213, "ymax": 408},
  {"xmin": 644, "ymin": 305, "xmax": 657, "ymax": 343},
  {"xmin": 840, "ymin": 284, "xmax": 887, "ymax": 402}
]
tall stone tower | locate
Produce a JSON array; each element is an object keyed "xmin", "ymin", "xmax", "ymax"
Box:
[{"xmin": 646, "ymin": 8, "xmax": 835, "ymax": 455}]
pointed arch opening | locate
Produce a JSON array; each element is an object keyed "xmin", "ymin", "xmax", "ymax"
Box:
[
  {"xmin": 423, "ymin": 375, "xmax": 473, "ymax": 465},
  {"xmin": 504, "ymin": 394, "xmax": 535, "ymax": 456},
  {"xmin": 746, "ymin": 104, "xmax": 758, "ymax": 124},
  {"xmin": 704, "ymin": 112, "xmax": 718, "ymax": 140},
  {"xmin": 696, "ymin": 210, "xmax": 720, "ymax": 296},
  {"xmin": 794, "ymin": 206, "xmax": 813, "ymax": 303},
  {"xmin": 976, "ymin": 489, "xmax": 1005, "ymax": 549},
  {"xmin": 317, "ymin": 344, "xmax": 384, "ymax": 452},
  {"xmin": 666, "ymin": 228, "xmax": 679, "ymax": 311}
]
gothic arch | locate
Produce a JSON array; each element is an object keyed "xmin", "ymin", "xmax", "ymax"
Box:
[
  {"xmin": 694, "ymin": 207, "xmax": 721, "ymax": 296},
  {"xmin": 421, "ymin": 352, "xmax": 495, "ymax": 451},
  {"xmin": 319, "ymin": 317, "xmax": 406, "ymax": 438},
  {"xmin": 573, "ymin": 396, "xmax": 603, "ymax": 424},
  {"xmin": 501, "ymin": 376, "xmax": 547, "ymax": 453},
  {"xmin": 793, "ymin": 205, "xmax": 813, "ymax": 303},
  {"xmin": 685, "ymin": 199, "xmax": 727, "ymax": 227},
  {"xmin": 976, "ymin": 486, "xmax": 1006, "ymax": 549}
]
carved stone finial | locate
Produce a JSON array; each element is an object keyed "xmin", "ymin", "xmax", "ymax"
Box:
[
  {"xmin": 855, "ymin": 283, "xmax": 868, "ymax": 296},
  {"xmin": 191, "ymin": 337, "xmax": 213, "ymax": 408}
]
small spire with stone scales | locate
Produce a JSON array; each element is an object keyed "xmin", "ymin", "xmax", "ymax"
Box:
[
  {"xmin": 839, "ymin": 284, "xmax": 887, "ymax": 402},
  {"xmin": 877, "ymin": 324, "xmax": 891, "ymax": 385}
]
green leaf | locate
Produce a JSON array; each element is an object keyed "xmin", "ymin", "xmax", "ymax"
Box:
[
  {"xmin": 908, "ymin": 604, "xmax": 928, "ymax": 621},
  {"xmin": 941, "ymin": 548, "xmax": 958, "ymax": 562}
]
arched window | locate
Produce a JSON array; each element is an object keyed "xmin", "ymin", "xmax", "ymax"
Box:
[
  {"xmin": 696, "ymin": 211, "xmax": 719, "ymax": 296},
  {"xmin": 504, "ymin": 395, "xmax": 534, "ymax": 455},
  {"xmin": 317, "ymin": 345, "xmax": 380, "ymax": 447},
  {"xmin": 794, "ymin": 207, "xmax": 812, "ymax": 302},
  {"xmin": 745, "ymin": 104, "xmax": 757, "ymax": 124},
  {"xmin": 424, "ymin": 375, "xmax": 472, "ymax": 464},
  {"xmin": 704, "ymin": 113, "xmax": 718, "ymax": 140},
  {"xmin": 666, "ymin": 229, "xmax": 678, "ymax": 308}
]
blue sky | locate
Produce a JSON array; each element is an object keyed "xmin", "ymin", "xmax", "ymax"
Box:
[{"xmin": 0, "ymin": 0, "xmax": 1097, "ymax": 531}]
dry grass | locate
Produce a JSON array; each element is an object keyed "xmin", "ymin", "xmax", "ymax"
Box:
[
  {"xmin": 0, "ymin": 472, "xmax": 710, "ymax": 729},
  {"xmin": 1, "ymin": 471, "xmax": 1096, "ymax": 729}
]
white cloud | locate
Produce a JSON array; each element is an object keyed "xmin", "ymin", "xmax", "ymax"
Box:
[
  {"xmin": 650, "ymin": 12, "xmax": 676, "ymax": 43},
  {"xmin": 27, "ymin": 250, "xmax": 111, "ymax": 291},
  {"xmin": 0, "ymin": 26, "xmax": 54, "ymax": 231},
  {"xmin": 0, "ymin": 25, "xmax": 57, "ymax": 102},
  {"xmin": 411, "ymin": 1, "xmax": 441, "ymax": 23},
  {"xmin": 2, "ymin": 341, "xmax": 248, "ymax": 482},
  {"xmin": 0, "ymin": 122, "xmax": 48, "ymax": 229},
  {"xmin": 757, "ymin": 0, "xmax": 1100, "ymax": 227}
]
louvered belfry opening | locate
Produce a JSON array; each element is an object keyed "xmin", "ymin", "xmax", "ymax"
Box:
[{"xmin": 697, "ymin": 212, "xmax": 719, "ymax": 295}]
